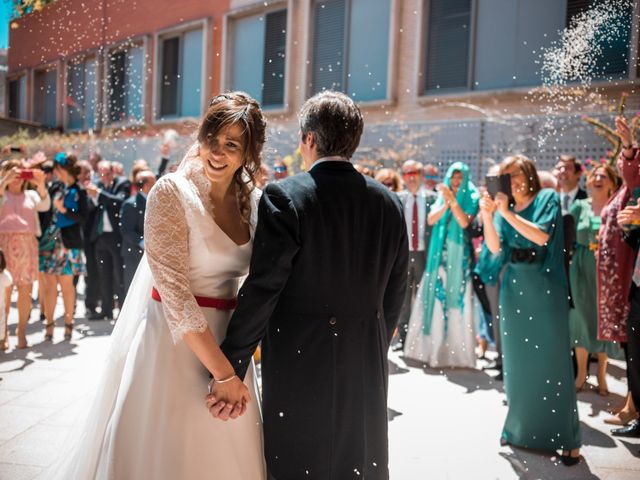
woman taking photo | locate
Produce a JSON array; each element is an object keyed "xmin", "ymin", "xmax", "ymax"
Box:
[
  {"xmin": 570, "ymin": 164, "xmax": 622, "ymax": 395},
  {"xmin": 404, "ymin": 161, "xmax": 479, "ymax": 368},
  {"xmin": 480, "ymin": 155, "xmax": 581, "ymax": 465},
  {"xmin": 40, "ymin": 153, "xmax": 88, "ymax": 342},
  {"xmin": 0, "ymin": 159, "xmax": 50, "ymax": 349}
]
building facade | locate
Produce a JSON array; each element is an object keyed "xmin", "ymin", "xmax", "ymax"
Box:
[{"xmin": 6, "ymin": 0, "xmax": 640, "ymax": 176}]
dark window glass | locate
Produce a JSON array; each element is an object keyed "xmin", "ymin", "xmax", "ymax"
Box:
[
  {"xmin": 262, "ymin": 9, "xmax": 287, "ymax": 107},
  {"xmin": 311, "ymin": 0, "xmax": 346, "ymax": 95},
  {"xmin": 160, "ymin": 37, "xmax": 180, "ymax": 117},
  {"xmin": 109, "ymin": 51, "xmax": 127, "ymax": 123}
]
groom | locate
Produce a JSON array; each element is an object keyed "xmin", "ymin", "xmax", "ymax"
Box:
[{"xmin": 211, "ymin": 91, "xmax": 408, "ymax": 479}]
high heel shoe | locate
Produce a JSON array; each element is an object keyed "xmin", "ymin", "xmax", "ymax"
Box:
[
  {"xmin": 64, "ymin": 322, "xmax": 73, "ymax": 341},
  {"xmin": 44, "ymin": 322, "xmax": 54, "ymax": 342},
  {"xmin": 560, "ymin": 454, "xmax": 581, "ymax": 466}
]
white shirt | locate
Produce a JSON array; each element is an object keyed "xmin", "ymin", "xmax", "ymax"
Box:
[
  {"xmin": 400, "ymin": 187, "xmax": 428, "ymax": 252},
  {"xmin": 91, "ymin": 190, "xmax": 114, "ymax": 233},
  {"xmin": 311, "ymin": 156, "xmax": 349, "ymax": 168},
  {"xmin": 560, "ymin": 185, "xmax": 579, "ymax": 214}
]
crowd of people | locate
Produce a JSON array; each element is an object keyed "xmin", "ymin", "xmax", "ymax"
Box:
[
  {"xmin": 1, "ymin": 111, "xmax": 640, "ymax": 465},
  {"xmin": 355, "ymin": 116, "xmax": 640, "ymax": 462}
]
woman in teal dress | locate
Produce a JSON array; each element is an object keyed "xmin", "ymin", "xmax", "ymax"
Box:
[
  {"xmin": 569, "ymin": 164, "xmax": 623, "ymax": 395},
  {"xmin": 480, "ymin": 155, "xmax": 581, "ymax": 466}
]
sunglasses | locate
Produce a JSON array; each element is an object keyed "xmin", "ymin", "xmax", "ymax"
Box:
[
  {"xmin": 403, "ymin": 170, "xmax": 420, "ymax": 177},
  {"xmin": 424, "ymin": 175, "xmax": 438, "ymax": 181},
  {"xmin": 274, "ymin": 166, "xmax": 287, "ymax": 173}
]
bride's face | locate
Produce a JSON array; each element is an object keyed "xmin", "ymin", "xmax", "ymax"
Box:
[{"xmin": 200, "ymin": 123, "xmax": 245, "ymax": 184}]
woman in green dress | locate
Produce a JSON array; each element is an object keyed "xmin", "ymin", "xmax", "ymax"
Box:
[
  {"xmin": 480, "ymin": 155, "xmax": 581, "ymax": 466},
  {"xmin": 569, "ymin": 164, "xmax": 622, "ymax": 395}
]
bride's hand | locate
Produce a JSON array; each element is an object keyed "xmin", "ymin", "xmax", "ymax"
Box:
[{"xmin": 205, "ymin": 376, "xmax": 250, "ymax": 421}]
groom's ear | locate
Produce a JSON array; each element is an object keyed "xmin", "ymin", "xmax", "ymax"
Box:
[{"xmin": 305, "ymin": 132, "xmax": 316, "ymax": 150}]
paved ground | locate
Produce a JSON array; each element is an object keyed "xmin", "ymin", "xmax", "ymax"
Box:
[{"xmin": 0, "ymin": 286, "xmax": 639, "ymax": 479}]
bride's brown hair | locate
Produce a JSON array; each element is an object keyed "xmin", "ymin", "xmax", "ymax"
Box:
[{"xmin": 198, "ymin": 92, "xmax": 267, "ymax": 224}]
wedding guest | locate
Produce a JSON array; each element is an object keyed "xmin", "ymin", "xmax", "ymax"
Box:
[
  {"xmin": 598, "ymin": 116, "xmax": 640, "ymax": 426},
  {"xmin": 404, "ymin": 162, "xmax": 479, "ymax": 367},
  {"xmin": 255, "ymin": 164, "xmax": 270, "ymax": 189},
  {"xmin": 0, "ymin": 159, "xmax": 51, "ymax": 348},
  {"xmin": 375, "ymin": 168, "xmax": 402, "ymax": 193},
  {"xmin": 85, "ymin": 160, "xmax": 131, "ymax": 319},
  {"xmin": 41, "ymin": 153, "xmax": 88, "ymax": 341},
  {"xmin": 394, "ymin": 160, "xmax": 436, "ymax": 351},
  {"xmin": 354, "ymin": 163, "xmax": 374, "ymax": 178},
  {"xmin": 273, "ymin": 159, "xmax": 288, "ymax": 181},
  {"xmin": 556, "ymin": 155, "xmax": 587, "ymax": 214},
  {"xmin": 112, "ymin": 161, "xmax": 126, "ymax": 178},
  {"xmin": 570, "ymin": 164, "xmax": 622, "ymax": 395},
  {"xmin": 128, "ymin": 159, "xmax": 151, "ymax": 197},
  {"xmin": 612, "ymin": 198, "xmax": 640, "ymax": 439},
  {"xmin": 120, "ymin": 170, "xmax": 155, "ymax": 295},
  {"xmin": 0, "ymin": 250, "xmax": 13, "ymax": 350},
  {"xmin": 423, "ymin": 163, "xmax": 439, "ymax": 191},
  {"xmin": 480, "ymin": 155, "xmax": 581, "ymax": 465}
]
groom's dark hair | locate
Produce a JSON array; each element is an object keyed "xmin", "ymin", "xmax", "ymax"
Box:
[{"xmin": 299, "ymin": 90, "xmax": 363, "ymax": 159}]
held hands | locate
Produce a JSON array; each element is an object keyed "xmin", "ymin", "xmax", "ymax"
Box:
[
  {"xmin": 617, "ymin": 204, "xmax": 640, "ymax": 226},
  {"xmin": 204, "ymin": 375, "xmax": 251, "ymax": 422}
]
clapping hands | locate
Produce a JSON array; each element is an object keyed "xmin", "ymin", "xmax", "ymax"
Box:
[{"xmin": 438, "ymin": 184, "xmax": 456, "ymax": 205}]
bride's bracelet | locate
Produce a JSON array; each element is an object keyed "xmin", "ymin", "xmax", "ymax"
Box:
[{"xmin": 207, "ymin": 374, "xmax": 238, "ymax": 394}]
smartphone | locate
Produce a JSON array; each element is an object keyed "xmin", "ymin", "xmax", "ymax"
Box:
[
  {"xmin": 17, "ymin": 169, "xmax": 34, "ymax": 181},
  {"xmin": 485, "ymin": 174, "xmax": 512, "ymax": 198},
  {"xmin": 10, "ymin": 146, "xmax": 23, "ymax": 153}
]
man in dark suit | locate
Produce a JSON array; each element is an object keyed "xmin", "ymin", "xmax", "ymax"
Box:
[
  {"xmin": 394, "ymin": 159, "xmax": 437, "ymax": 351},
  {"xmin": 85, "ymin": 160, "xmax": 131, "ymax": 319},
  {"xmin": 556, "ymin": 155, "xmax": 587, "ymax": 214},
  {"xmin": 211, "ymin": 91, "xmax": 408, "ymax": 480},
  {"xmin": 120, "ymin": 170, "xmax": 155, "ymax": 296}
]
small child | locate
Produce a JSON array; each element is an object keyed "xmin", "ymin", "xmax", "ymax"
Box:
[{"xmin": 0, "ymin": 249, "xmax": 13, "ymax": 350}]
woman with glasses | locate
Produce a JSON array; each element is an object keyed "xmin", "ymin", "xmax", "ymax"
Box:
[
  {"xmin": 480, "ymin": 155, "xmax": 581, "ymax": 466},
  {"xmin": 404, "ymin": 161, "xmax": 479, "ymax": 368}
]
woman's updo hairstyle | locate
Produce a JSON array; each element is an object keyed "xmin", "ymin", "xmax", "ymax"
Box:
[
  {"xmin": 53, "ymin": 152, "xmax": 81, "ymax": 180},
  {"xmin": 198, "ymin": 91, "xmax": 267, "ymax": 224}
]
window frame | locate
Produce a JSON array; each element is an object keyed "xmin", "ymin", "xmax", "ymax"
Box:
[
  {"xmin": 153, "ymin": 18, "xmax": 210, "ymax": 124},
  {"xmin": 63, "ymin": 53, "xmax": 100, "ymax": 132},
  {"xmin": 7, "ymin": 70, "xmax": 29, "ymax": 121},
  {"xmin": 222, "ymin": 0, "xmax": 293, "ymax": 114},
  {"xmin": 303, "ymin": 0, "xmax": 399, "ymax": 106},
  {"xmin": 32, "ymin": 63, "xmax": 59, "ymax": 128},
  {"xmin": 415, "ymin": 0, "xmax": 639, "ymax": 102},
  {"xmin": 103, "ymin": 36, "xmax": 148, "ymax": 128}
]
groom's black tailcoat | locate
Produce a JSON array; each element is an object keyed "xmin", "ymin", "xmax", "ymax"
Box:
[{"xmin": 221, "ymin": 161, "xmax": 408, "ymax": 480}]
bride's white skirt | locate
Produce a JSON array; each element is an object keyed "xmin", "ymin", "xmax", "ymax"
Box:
[
  {"xmin": 59, "ymin": 299, "xmax": 266, "ymax": 480},
  {"xmin": 404, "ymin": 267, "xmax": 476, "ymax": 368}
]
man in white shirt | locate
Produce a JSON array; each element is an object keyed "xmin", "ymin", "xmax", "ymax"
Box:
[
  {"xmin": 555, "ymin": 155, "xmax": 587, "ymax": 214},
  {"xmin": 394, "ymin": 159, "xmax": 437, "ymax": 351}
]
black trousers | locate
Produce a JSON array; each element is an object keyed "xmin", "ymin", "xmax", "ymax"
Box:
[
  {"xmin": 626, "ymin": 284, "xmax": 640, "ymax": 409},
  {"xmin": 83, "ymin": 238, "xmax": 101, "ymax": 312},
  {"xmin": 95, "ymin": 233, "xmax": 124, "ymax": 316},
  {"xmin": 122, "ymin": 251, "xmax": 143, "ymax": 301},
  {"xmin": 397, "ymin": 250, "xmax": 426, "ymax": 345}
]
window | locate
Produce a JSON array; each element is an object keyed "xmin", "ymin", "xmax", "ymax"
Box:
[
  {"xmin": 158, "ymin": 28, "xmax": 203, "ymax": 120},
  {"xmin": 34, "ymin": 68, "xmax": 57, "ymax": 127},
  {"xmin": 566, "ymin": 0, "xmax": 632, "ymax": 79},
  {"xmin": 424, "ymin": 0, "xmax": 472, "ymax": 93},
  {"xmin": 8, "ymin": 75, "xmax": 27, "ymax": 120},
  {"xmin": 472, "ymin": 0, "xmax": 566, "ymax": 91},
  {"xmin": 311, "ymin": 0, "xmax": 391, "ymax": 101},
  {"xmin": 229, "ymin": 9, "xmax": 287, "ymax": 108},
  {"xmin": 107, "ymin": 45, "xmax": 144, "ymax": 124},
  {"xmin": 66, "ymin": 58, "xmax": 97, "ymax": 130}
]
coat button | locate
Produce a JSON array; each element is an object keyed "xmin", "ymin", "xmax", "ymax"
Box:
[{"xmin": 329, "ymin": 316, "xmax": 337, "ymax": 325}]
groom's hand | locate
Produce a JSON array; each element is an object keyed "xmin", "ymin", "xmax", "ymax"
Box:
[{"xmin": 205, "ymin": 394, "xmax": 246, "ymax": 421}]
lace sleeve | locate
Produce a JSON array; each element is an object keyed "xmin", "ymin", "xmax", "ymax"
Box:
[{"xmin": 145, "ymin": 176, "xmax": 208, "ymax": 343}]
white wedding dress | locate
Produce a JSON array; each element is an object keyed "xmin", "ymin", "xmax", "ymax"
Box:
[{"xmin": 52, "ymin": 146, "xmax": 266, "ymax": 479}]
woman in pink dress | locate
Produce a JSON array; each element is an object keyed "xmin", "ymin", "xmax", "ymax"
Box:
[{"xmin": 0, "ymin": 158, "xmax": 51, "ymax": 349}]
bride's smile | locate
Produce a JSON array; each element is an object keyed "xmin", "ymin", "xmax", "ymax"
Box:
[{"xmin": 200, "ymin": 123, "xmax": 245, "ymax": 184}]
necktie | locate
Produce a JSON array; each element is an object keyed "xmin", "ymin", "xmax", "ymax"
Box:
[
  {"xmin": 633, "ymin": 249, "xmax": 640, "ymax": 287},
  {"xmin": 411, "ymin": 195, "xmax": 419, "ymax": 251},
  {"xmin": 562, "ymin": 194, "xmax": 570, "ymax": 213}
]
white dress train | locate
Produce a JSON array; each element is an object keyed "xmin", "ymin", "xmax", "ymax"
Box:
[
  {"xmin": 51, "ymin": 158, "xmax": 266, "ymax": 479},
  {"xmin": 404, "ymin": 266, "xmax": 476, "ymax": 368}
]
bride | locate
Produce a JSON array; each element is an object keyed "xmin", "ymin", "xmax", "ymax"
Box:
[{"xmin": 52, "ymin": 92, "xmax": 267, "ymax": 479}]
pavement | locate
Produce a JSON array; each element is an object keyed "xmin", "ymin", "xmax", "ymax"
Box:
[{"xmin": 0, "ymin": 284, "xmax": 639, "ymax": 479}]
